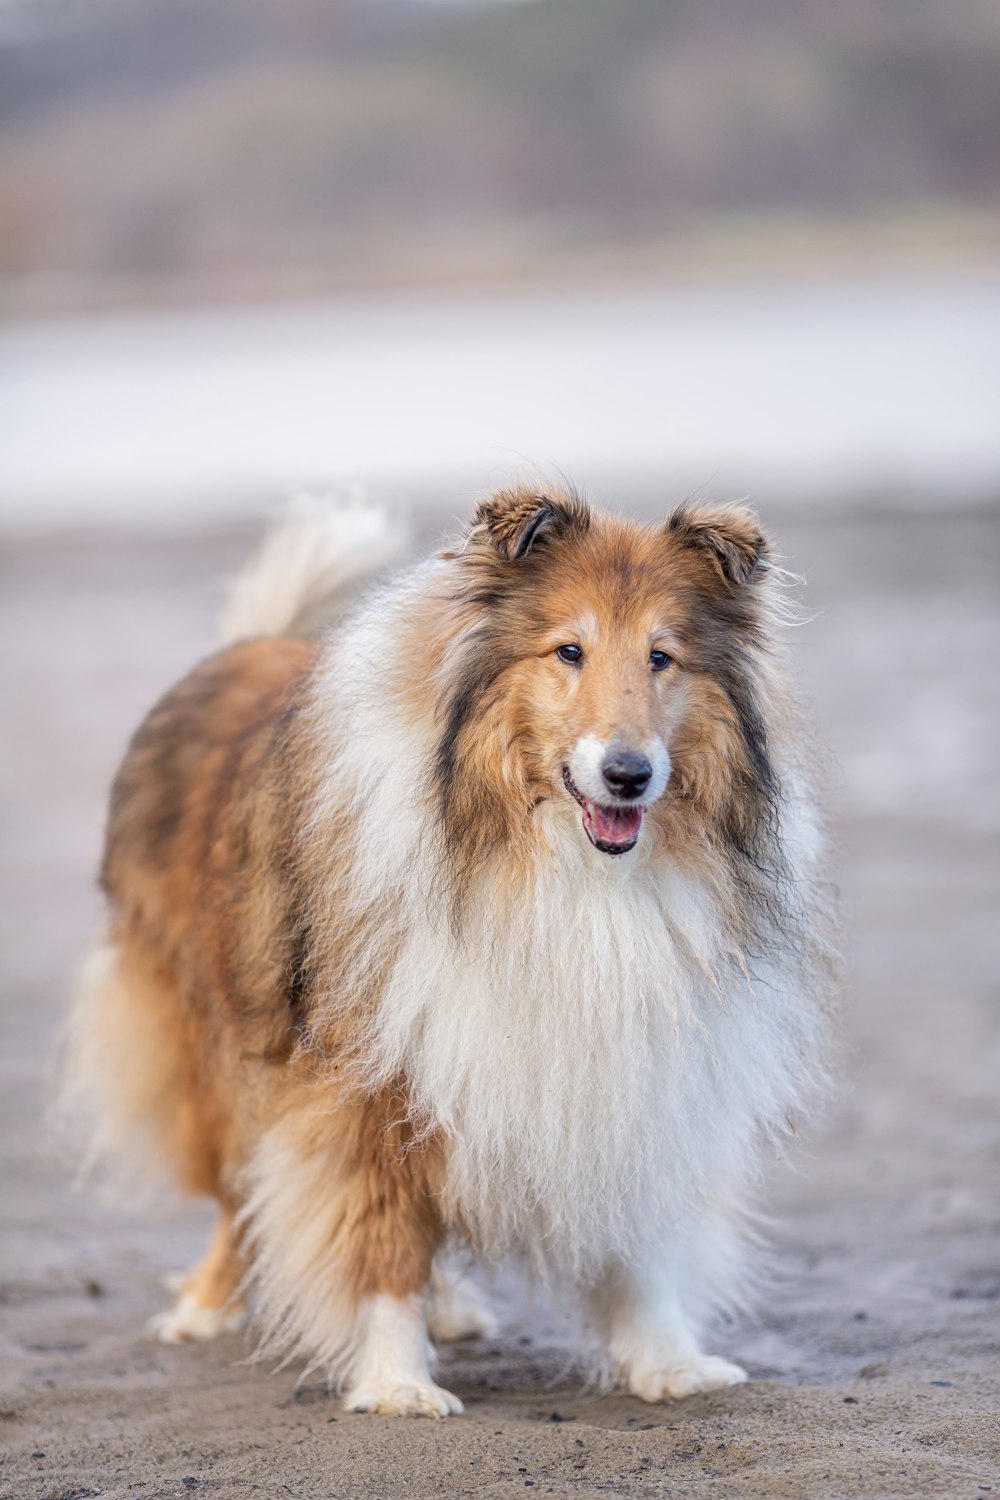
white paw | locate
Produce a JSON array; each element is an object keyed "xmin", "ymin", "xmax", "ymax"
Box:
[
  {"xmin": 428, "ymin": 1280, "xmax": 499, "ymax": 1343},
  {"xmin": 342, "ymin": 1380, "xmax": 464, "ymax": 1418},
  {"xmin": 146, "ymin": 1292, "xmax": 247, "ymax": 1345},
  {"xmin": 628, "ymin": 1353, "xmax": 748, "ymax": 1402}
]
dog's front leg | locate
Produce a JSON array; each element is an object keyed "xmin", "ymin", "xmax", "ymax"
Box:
[
  {"xmin": 344, "ymin": 1289, "xmax": 462, "ymax": 1417},
  {"xmin": 243, "ymin": 1096, "xmax": 462, "ymax": 1417},
  {"xmin": 591, "ymin": 1254, "xmax": 747, "ymax": 1402},
  {"xmin": 339, "ymin": 1113, "xmax": 463, "ymax": 1417}
]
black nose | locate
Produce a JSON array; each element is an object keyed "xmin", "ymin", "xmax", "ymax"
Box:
[{"xmin": 601, "ymin": 750, "xmax": 652, "ymax": 800}]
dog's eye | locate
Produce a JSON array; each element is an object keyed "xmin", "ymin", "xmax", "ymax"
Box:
[
  {"xmin": 649, "ymin": 649, "xmax": 672, "ymax": 672},
  {"xmin": 556, "ymin": 643, "xmax": 583, "ymax": 666}
]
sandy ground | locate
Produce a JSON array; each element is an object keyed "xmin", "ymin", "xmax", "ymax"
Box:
[{"xmin": 0, "ymin": 503, "xmax": 998, "ymax": 1500}]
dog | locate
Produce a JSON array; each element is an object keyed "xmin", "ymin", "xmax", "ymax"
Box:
[{"xmin": 63, "ymin": 485, "xmax": 835, "ymax": 1416}]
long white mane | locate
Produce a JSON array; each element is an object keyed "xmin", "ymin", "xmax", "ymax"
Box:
[{"xmin": 300, "ymin": 564, "xmax": 831, "ymax": 1298}]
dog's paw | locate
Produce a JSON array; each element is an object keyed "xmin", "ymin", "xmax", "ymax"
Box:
[
  {"xmin": 428, "ymin": 1277, "xmax": 499, "ymax": 1343},
  {"xmin": 628, "ymin": 1353, "xmax": 748, "ymax": 1402},
  {"xmin": 342, "ymin": 1379, "xmax": 464, "ymax": 1418},
  {"xmin": 146, "ymin": 1292, "xmax": 247, "ymax": 1345}
]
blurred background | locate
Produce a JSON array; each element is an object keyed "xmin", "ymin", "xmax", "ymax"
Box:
[
  {"xmin": 2, "ymin": 0, "xmax": 1000, "ymax": 520},
  {"xmin": 1, "ymin": 3, "xmax": 999, "ymax": 1495}
]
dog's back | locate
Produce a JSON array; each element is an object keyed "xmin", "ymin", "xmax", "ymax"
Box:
[{"xmin": 61, "ymin": 497, "xmax": 404, "ymax": 1209}]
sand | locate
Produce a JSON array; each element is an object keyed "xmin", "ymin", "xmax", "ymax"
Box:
[{"xmin": 1, "ymin": 505, "xmax": 998, "ymax": 1500}]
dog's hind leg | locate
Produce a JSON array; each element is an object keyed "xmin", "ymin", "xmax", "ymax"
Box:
[
  {"xmin": 60, "ymin": 936, "xmax": 248, "ymax": 1344},
  {"xmin": 428, "ymin": 1253, "xmax": 498, "ymax": 1343},
  {"xmin": 149, "ymin": 1207, "xmax": 247, "ymax": 1344}
]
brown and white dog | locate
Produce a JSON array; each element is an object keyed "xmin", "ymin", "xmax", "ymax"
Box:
[{"xmin": 64, "ymin": 486, "xmax": 835, "ymax": 1416}]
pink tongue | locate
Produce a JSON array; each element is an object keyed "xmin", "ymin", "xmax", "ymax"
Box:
[{"xmin": 586, "ymin": 801, "xmax": 644, "ymax": 845}]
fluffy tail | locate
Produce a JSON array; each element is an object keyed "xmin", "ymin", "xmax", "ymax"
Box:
[{"xmin": 219, "ymin": 490, "xmax": 406, "ymax": 645}]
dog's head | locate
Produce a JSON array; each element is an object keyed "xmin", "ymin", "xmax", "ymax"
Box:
[{"xmin": 435, "ymin": 486, "xmax": 776, "ymax": 872}]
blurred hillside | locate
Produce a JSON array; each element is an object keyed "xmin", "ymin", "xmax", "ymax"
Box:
[{"xmin": 2, "ymin": 0, "xmax": 999, "ymax": 313}]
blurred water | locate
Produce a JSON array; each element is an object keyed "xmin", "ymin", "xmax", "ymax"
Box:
[{"xmin": 2, "ymin": 267, "xmax": 999, "ymax": 528}]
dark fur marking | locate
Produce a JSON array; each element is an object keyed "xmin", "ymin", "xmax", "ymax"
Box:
[
  {"xmin": 478, "ymin": 489, "xmax": 591, "ymax": 562},
  {"xmin": 670, "ymin": 551, "xmax": 788, "ymax": 939},
  {"xmin": 434, "ymin": 630, "xmax": 512, "ymax": 844},
  {"xmin": 284, "ymin": 908, "xmax": 313, "ymax": 1035},
  {"xmin": 511, "ymin": 503, "xmax": 555, "ymax": 559},
  {"xmin": 667, "ymin": 505, "xmax": 768, "ymax": 587}
]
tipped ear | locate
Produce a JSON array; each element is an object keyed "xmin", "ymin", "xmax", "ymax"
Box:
[
  {"xmin": 666, "ymin": 503, "xmax": 769, "ymax": 585},
  {"xmin": 474, "ymin": 488, "xmax": 590, "ymax": 561}
]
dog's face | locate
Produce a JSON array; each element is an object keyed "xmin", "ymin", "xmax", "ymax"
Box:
[
  {"xmin": 436, "ymin": 487, "xmax": 773, "ymax": 869},
  {"xmin": 510, "ymin": 558, "xmax": 680, "ymax": 856}
]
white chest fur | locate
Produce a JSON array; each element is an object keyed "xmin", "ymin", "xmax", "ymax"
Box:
[
  {"xmin": 307, "ymin": 604, "xmax": 823, "ymax": 1280},
  {"xmin": 365, "ymin": 814, "xmax": 811, "ymax": 1277}
]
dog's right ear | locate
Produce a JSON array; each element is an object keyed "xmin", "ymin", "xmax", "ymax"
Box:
[{"xmin": 471, "ymin": 487, "xmax": 591, "ymax": 561}]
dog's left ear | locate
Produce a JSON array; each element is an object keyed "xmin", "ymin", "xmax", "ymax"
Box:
[
  {"xmin": 474, "ymin": 488, "xmax": 590, "ymax": 561},
  {"xmin": 666, "ymin": 503, "xmax": 769, "ymax": 585}
]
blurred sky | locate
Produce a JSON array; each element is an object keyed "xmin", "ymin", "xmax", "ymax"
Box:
[{"xmin": 1, "ymin": 0, "xmax": 999, "ymax": 528}]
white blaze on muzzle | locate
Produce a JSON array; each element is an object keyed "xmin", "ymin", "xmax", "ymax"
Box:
[{"xmin": 564, "ymin": 735, "xmax": 672, "ymax": 855}]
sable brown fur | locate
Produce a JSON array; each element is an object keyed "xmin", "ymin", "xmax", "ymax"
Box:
[{"xmin": 98, "ymin": 634, "xmax": 447, "ymax": 1309}]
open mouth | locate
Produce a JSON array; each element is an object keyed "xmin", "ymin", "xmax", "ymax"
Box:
[{"xmin": 562, "ymin": 766, "xmax": 644, "ymax": 856}]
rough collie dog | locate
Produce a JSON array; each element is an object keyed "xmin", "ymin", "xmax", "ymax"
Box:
[{"xmin": 64, "ymin": 486, "xmax": 834, "ymax": 1416}]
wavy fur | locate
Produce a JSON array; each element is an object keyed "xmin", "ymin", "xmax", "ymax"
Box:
[{"xmin": 66, "ymin": 485, "xmax": 837, "ymax": 1413}]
